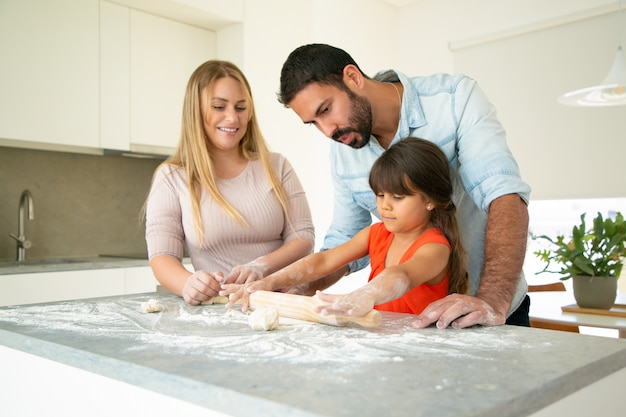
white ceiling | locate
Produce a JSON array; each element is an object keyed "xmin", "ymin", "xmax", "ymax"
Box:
[{"xmin": 382, "ymin": 0, "xmax": 419, "ymax": 7}]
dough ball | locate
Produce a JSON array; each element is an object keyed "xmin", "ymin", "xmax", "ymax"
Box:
[
  {"xmin": 248, "ymin": 307, "xmax": 279, "ymax": 331},
  {"xmin": 140, "ymin": 298, "xmax": 163, "ymax": 313},
  {"xmin": 201, "ymin": 295, "xmax": 229, "ymax": 305}
]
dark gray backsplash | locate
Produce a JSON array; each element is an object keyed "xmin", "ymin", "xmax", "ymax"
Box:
[{"xmin": 0, "ymin": 146, "xmax": 164, "ymax": 261}]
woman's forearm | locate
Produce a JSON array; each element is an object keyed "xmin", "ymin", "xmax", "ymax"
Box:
[{"xmin": 149, "ymin": 255, "xmax": 193, "ymax": 296}]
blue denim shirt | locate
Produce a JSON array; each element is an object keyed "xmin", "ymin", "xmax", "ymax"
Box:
[{"xmin": 322, "ymin": 70, "xmax": 531, "ymax": 315}]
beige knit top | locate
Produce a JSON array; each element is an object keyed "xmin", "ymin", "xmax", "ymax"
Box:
[{"xmin": 145, "ymin": 153, "xmax": 315, "ymax": 275}]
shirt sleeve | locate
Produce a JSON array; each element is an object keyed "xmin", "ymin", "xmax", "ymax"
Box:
[
  {"xmin": 273, "ymin": 155, "xmax": 315, "ymax": 246},
  {"xmin": 454, "ymin": 77, "xmax": 531, "ymax": 211},
  {"xmin": 145, "ymin": 164, "xmax": 185, "ymax": 261},
  {"xmin": 322, "ymin": 149, "xmax": 374, "ymax": 273}
]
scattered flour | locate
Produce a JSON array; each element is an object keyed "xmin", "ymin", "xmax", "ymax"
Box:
[{"xmin": 0, "ymin": 294, "xmax": 536, "ymax": 368}]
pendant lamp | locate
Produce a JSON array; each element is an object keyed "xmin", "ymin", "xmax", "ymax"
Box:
[{"xmin": 558, "ymin": 1, "xmax": 626, "ymax": 107}]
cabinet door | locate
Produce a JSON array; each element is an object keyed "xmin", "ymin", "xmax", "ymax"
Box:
[
  {"xmin": 0, "ymin": 269, "xmax": 125, "ymax": 307},
  {"xmin": 129, "ymin": 10, "xmax": 216, "ymax": 152},
  {"xmin": 124, "ymin": 266, "xmax": 159, "ymax": 294},
  {"xmin": 124, "ymin": 262, "xmax": 194, "ymax": 295},
  {"xmin": 100, "ymin": 0, "xmax": 130, "ymax": 151},
  {"xmin": 0, "ymin": 0, "xmax": 99, "ymax": 149}
]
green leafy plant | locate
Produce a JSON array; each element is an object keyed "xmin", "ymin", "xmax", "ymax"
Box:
[{"xmin": 533, "ymin": 211, "xmax": 626, "ymax": 280}]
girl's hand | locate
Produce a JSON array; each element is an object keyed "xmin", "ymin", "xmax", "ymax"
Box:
[
  {"xmin": 226, "ymin": 261, "xmax": 268, "ymax": 285},
  {"xmin": 220, "ymin": 280, "xmax": 273, "ymax": 311},
  {"xmin": 315, "ymin": 290, "xmax": 377, "ymax": 317}
]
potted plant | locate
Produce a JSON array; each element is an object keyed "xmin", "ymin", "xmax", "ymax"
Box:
[{"xmin": 533, "ymin": 211, "xmax": 626, "ymax": 309}]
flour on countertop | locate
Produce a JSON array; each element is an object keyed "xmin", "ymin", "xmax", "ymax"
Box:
[{"xmin": 0, "ymin": 294, "xmax": 537, "ymax": 367}]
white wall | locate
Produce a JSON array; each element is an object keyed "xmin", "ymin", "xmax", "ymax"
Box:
[
  {"xmin": 395, "ymin": 0, "xmax": 617, "ymax": 74},
  {"xmin": 395, "ymin": 0, "xmax": 625, "ymax": 200}
]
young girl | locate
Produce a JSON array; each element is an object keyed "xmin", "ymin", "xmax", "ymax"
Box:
[{"xmin": 221, "ymin": 137, "xmax": 468, "ymax": 317}]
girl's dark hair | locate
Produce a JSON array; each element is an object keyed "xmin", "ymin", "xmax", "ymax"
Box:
[
  {"xmin": 369, "ymin": 137, "xmax": 469, "ymax": 294},
  {"xmin": 278, "ymin": 43, "xmax": 369, "ymax": 106}
]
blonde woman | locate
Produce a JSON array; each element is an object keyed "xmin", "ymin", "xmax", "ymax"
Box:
[{"xmin": 145, "ymin": 60, "xmax": 314, "ymax": 305}]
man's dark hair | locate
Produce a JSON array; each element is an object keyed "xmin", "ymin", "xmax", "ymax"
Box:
[{"xmin": 278, "ymin": 44, "xmax": 368, "ymax": 106}]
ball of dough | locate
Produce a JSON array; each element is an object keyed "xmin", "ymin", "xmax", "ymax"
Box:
[
  {"xmin": 140, "ymin": 298, "xmax": 163, "ymax": 313},
  {"xmin": 201, "ymin": 296, "xmax": 229, "ymax": 305},
  {"xmin": 248, "ymin": 307, "xmax": 279, "ymax": 331}
]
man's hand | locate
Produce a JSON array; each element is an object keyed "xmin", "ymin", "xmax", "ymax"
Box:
[{"xmin": 411, "ymin": 294, "xmax": 506, "ymax": 329}]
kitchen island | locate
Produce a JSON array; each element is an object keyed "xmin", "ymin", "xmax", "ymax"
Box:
[{"xmin": 1, "ymin": 292, "xmax": 625, "ymax": 417}]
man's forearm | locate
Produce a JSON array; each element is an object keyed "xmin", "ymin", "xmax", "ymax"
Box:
[{"xmin": 476, "ymin": 194, "xmax": 529, "ymax": 316}]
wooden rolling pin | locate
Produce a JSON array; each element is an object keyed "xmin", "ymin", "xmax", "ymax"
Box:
[{"xmin": 248, "ymin": 290, "xmax": 382, "ymax": 328}]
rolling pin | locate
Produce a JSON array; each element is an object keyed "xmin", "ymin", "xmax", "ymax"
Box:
[{"xmin": 248, "ymin": 290, "xmax": 382, "ymax": 328}]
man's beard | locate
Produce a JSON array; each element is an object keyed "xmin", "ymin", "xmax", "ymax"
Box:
[{"xmin": 331, "ymin": 91, "xmax": 372, "ymax": 149}]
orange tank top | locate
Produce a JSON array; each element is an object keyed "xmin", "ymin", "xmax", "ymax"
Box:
[{"xmin": 368, "ymin": 223, "xmax": 450, "ymax": 315}]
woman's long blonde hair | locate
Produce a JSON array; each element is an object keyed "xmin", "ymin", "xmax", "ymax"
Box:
[{"xmin": 165, "ymin": 60, "xmax": 290, "ymax": 242}]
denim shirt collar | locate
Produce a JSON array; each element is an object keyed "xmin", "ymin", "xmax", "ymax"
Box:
[{"xmin": 373, "ymin": 69, "xmax": 426, "ymax": 144}]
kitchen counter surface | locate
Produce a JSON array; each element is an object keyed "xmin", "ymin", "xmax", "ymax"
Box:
[
  {"xmin": 1, "ymin": 292, "xmax": 626, "ymax": 417},
  {"xmin": 0, "ymin": 255, "xmax": 150, "ymax": 275}
]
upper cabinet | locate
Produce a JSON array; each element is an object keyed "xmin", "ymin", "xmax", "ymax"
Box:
[
  {"xmin": 0, "ymin": 0, "xmax": 100, "ymax": 150},
  {"xmin": 131, "ymin": 11, "xmax": 215, "ymax": 152},
  {"xmin": 101, "ymin": 3, "xmax": 216, "ymax": 154},
  {"xmin": 0, "ymin": 0, "xmax": 241, "ymax": 156}
]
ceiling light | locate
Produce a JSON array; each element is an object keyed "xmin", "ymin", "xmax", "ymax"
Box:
[{"xmin": 558, "ymin": 1, "xmax": 626, "ymax": 107}]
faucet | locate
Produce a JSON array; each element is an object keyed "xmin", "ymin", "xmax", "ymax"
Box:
[{"xmin": 9, "ymin": 189, "xmax": 35, "ymax": 261}]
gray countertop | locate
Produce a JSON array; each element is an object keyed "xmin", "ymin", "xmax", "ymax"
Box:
[
  {"xmin": 1, "ymin": 292, "xmax": 626, "ymax": 417},
  {"xmin": 0, "ymin": 255, "xmax": 150, "ymax": 275}
]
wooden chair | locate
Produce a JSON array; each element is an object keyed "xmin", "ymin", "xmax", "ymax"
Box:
[
  {"xmin": 528, "ymin": 282, "xmax": 566, "ymax": 292},
  {"xmin": 528, "ymin": 282, "xmax": 580, "ymax": 333}
]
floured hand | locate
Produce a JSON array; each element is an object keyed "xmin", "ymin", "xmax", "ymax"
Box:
[
  {"xmin": 182, "ymin": 270, "xmax": 223, "ymax": 306},
  {"xmin": 315, "ymin": 290, "xmax": 376, "ymax": 317},
  {"xmin": 411, "ymin": 294, "xmax": 505, "ymax": 329},
  {"xmin": 226, "ymin": 261, "xmax": 268, "ymax": 285},
  {"xmin": 220, "ymin": 280, "xmax": 273, "ymax": 311}
]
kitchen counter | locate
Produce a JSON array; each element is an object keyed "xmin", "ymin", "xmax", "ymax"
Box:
[
  {"xmin": 1, "ymin": 292, "xmax": 626, "ymax": 417},
  {"xmin": 0, "ymin": 255, "xmax": 150, "ymax": 275}
]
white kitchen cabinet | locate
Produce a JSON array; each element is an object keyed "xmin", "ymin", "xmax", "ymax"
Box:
[
  {"xmin": 1, "ymin": 0, "xmax": 220, "ymax": 155},
  {"xmin": 0, "ymin": 268, "xmax": 125, "ymax": 307},
  {"xmin": 100, "ymin": 1, "xmax": 216, "ymax": 154},
  {"xmin": 0, "ymin": 261, "xmax": 194, "ymax": 307},
  {"xmin": 124, "ymin": 265, "xmax": 159, "ymax": 294},
  {"xmin": 0, "ymin": 0, "xmax": 100, "ymax": 150},
  {"xmin": 124, "ymin": 262, "xmax": 194, "ymax": 295}
]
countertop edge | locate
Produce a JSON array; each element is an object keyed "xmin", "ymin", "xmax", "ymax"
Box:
[
  {"xmin": 501, "ymin": 346, "xmax": 626, "ymax": 417},
  {"xmin": 0, "ymin": 328, "xmax": 321, "ymax": 417}
]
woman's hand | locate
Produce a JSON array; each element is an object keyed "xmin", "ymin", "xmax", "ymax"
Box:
[
  {"xmin": 315, "ymin": 289, "xmax": 377, "ymax": 317},
  {"xmin": 182, "ymin": 271, "xmax": 224, "ymax": 305}
]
